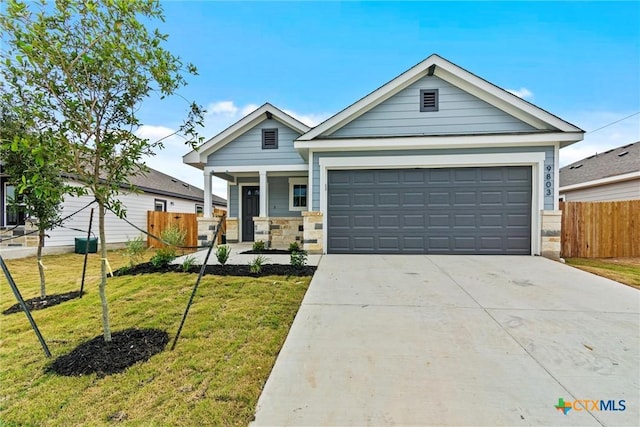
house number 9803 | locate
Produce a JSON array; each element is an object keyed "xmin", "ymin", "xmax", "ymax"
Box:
[{"xmin": 545, "ymin": 165, "xmax": 552, "ymax": 196}]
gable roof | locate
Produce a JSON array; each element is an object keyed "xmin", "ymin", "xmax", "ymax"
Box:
[
  {"xmin": 559, "ymin": 141, "xmax": 640, "ymax": 188},
  {"xmin": 184, "ymin": 103, "xmax": 311, "ymax": 169},
  {"xmin": 297, "ymin": 54, "xmax": 583, "ymax": 144}
]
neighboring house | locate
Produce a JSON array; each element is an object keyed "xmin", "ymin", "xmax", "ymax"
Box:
[
  {"xmin": 184, "ymin": 54, "xmax": 584, "ymax": 258},
  {"xmin": 0, "ymin": 166, "xmax": 226, "ymax": 250},
  {"xmin": 559, "ymin": 141, "xmax": 640, "ymax": 202}
]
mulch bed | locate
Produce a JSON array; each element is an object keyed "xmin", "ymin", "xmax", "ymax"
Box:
[
  {"xmin": 113, "ymin": 262, "xmax": 316, "ymax": 277},
  {"xmin": 46, "ymin": 328, "xmax": 169, "ymax": 377},
  {"xmin": 240, "ymin": 249, "xmax": 292, "ymax": 254},
  {"xmin": 2, "ymin": 290, "xmax": 84, "ymax": 315}
]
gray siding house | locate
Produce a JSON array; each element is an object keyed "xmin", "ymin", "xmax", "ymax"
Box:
[{"xmin": 184, "ymin": 54, "xmax": 584, "ymax": 258}]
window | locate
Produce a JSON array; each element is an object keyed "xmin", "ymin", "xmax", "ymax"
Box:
[
  {"xmin": 420, "ymin": 89, "xmax": 439, "ymax": 112},
  {"xmin": 262, "ymin": 128, "xmax": 278, "ymax": 149},
  {"xmin": 154, "ymin": 199, "xmax": 167, "ymax": 212},
  {"xmin": 195, "ymin": 204, "xmax": 204, "ymax": 215},
  {"xmin": 4, "ymin": 184, "xmax": 26, "ymax": 226},
  {"xmin": 288, "ymin": 178, "xmax": 307, "ymax": 211}
]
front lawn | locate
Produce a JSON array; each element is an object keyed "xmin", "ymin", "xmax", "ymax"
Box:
[
  {"xmin": 0, "ymin": 251, "xmax": 311, "ymax": 425},
  {"xmin": 565, "ymin": 257, "xmax": 640, "ymax": 289}
]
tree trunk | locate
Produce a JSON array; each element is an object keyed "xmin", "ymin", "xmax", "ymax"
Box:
[
  {"xmin": 38, "ymin": 228, "xmax": 46, "ymax": 298},
  {"xmin": 98, "ymin": 201, "xmax": 112, "ymax": 342}
]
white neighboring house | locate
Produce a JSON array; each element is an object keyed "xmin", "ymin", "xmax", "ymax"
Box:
[
  {"xmin": 0, "ymin": 166, "xmax": 226, "ymax": 256},
  {"xmin": 559, "ymin": 141, "xmax": 640, "ymax": 202}
]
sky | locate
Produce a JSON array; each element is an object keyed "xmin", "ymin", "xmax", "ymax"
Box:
[{"xmin": 135, "ymin": 1, "xmax": 640, "ymax": 198}]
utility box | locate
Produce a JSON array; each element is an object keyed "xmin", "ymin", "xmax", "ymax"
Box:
[{"xmin": 75, "ymin": 237, "xmax": 98, "ymax": 254}]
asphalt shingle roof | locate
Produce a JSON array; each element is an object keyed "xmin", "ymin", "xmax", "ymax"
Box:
[
  {"xmin": 130, "ymin": 167, "xmax": 227, "ymax": 206},
  {"xmin": 559, "ymin": 141, "xmax": 640, "ymax": 187}
]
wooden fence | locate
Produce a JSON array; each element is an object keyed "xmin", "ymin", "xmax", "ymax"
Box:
[
  {"xmin": 560, "ymin": 200, "xmax": 640, "ymax": 258},
  {"xmin": 147, "ymin": 209, "xmax": 227, "ymax": 249}
]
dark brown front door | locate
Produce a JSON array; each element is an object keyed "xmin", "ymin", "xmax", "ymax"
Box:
[{"xmin": 242, "ymin": 186, "xmax": 260, "ymax": 241}]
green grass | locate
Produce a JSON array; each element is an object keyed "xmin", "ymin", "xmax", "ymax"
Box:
[
  {"xmin": 565, "ymin": 257, "xmax": 640, "ymax": 289},
  {"xmin": 0, "ymin": 250, "xmax": 311, "ymax": 426}
]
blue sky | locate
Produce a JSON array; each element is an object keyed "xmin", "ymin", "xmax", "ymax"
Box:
[{"xmin": 136, "ymin": 1, "xmax": 640, "ymax": 197}]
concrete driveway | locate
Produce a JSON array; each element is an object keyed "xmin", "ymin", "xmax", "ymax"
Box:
[{"xmin": 252, "ymin": 255, "xmax": 639, "ymax": 426}]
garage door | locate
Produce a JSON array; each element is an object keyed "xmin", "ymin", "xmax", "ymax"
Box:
[{"xmin": 327, "ymin": 167, "xmax": 531, "ymax": 254}]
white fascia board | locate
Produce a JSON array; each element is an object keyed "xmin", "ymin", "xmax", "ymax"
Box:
[
  {"xmin": 204, "ymin": 164, "xmax": 308, "ymax": 174},
  {"xmin": 295, "ymin": 132, "xmax": 583, "ymax": 151},
  {"xmin": 184, "ymin": 103, "xmax": 311, "ymax": 165},
  {"xmin": 559, "ymin": 171, "xmax": 640, "ymax": 192}
]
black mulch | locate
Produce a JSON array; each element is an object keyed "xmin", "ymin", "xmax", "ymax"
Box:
[
  {"xmin": 2, "ymin": 290, "xmax": 84, "ymax": 315},
  {"xmin": 240, "ymin": 249, "xmax": 292, "ymax": 254},
  {"xmin": 46, "ymin": 328, "xmax": 169, "ymax": 377},
  {"xmin": 113, "ymin": 262, "xmax": 316, "ymax": 277}
]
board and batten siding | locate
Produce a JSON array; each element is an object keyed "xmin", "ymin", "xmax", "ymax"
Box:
[
  {"xmin": 207, "ymin": 119, "xmax": 305, "ymax": 167},
  {"xmin": 45, "ymin": 182, "xmax": 201, "ymax": 247},
  {"xmin": 312, "ymin": 146, "xmax": 555, "ymax": 211},
  {"xmin": 562, "ymin": 180, "xmax": 640, "ymax": 202},
  {"xmin": 327, "ymin": 75, "xmax": 538, "ymax": 138}
]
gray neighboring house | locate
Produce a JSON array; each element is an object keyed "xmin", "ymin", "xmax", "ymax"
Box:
[
  {"xmin": 185, "ymin": 54, "xmax": 584, "ymax": 258},
  {"xmin": 559, "ymin": 141, "xmax": 640, "ymax": 201},
  {"xmin": 0, "ymin": 166, "xmax": 226, "ymax": 252}
]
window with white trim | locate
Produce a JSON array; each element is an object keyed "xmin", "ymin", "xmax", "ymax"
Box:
[
  {"xmin": 288, "ymin": 178, "xmax": 307, "ymax": 211},
  {"xmin": 154, "ymin": 199, "xmax": 167, "ymax": 212}
]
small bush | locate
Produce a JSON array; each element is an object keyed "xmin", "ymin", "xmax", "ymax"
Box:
[
  {"xmin": 216, "ymin": 245, "xmax": 231, "ymax": 266},
  {"xmin": 150, "ymin": 225, "xmax": 187, "ymax": 268},
  {"xmin": 125, "ymin": 235, "xmax": 146, "ymax": 267},
  {"xmin": 288, "ymin": 241, "xmax": 300, "ymax": 252},
  {"xmin": 290, "ymin": 250, "xmax": 308, "ymax": 268},
  {"xmin": 252, "ymin": 240, "xmax": 266, "ymax": 252},
  {"xmin": 249, "ymin": 255, "xmax": 268, "ymax": 274},
  {"xmin": 181, "ymin": 255, "xmax": 196, "ymax": 272}
]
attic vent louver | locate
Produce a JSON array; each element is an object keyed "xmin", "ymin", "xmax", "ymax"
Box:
[
  {"xmin": 262, "ymin": 128, "xmax": 278, "ymax": 149},
  {"xmin": 618, "ymin": 151, "xmax": 629, "ymax": 157},
  {"xmin": 420, "ymin": 89, "xmax": 439, "ymax": 112}
]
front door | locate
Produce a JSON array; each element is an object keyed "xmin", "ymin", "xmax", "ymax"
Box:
[{"xmin": 242, "ymin": 186, "xmax": 260, "ymax": 241}]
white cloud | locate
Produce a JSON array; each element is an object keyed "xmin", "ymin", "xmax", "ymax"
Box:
[
  {"xmin": 283, "ymin": 109, "xmax": 330, "ymax": 127},
  {"xmin": 241, "ymin": 103, "xmax": 261, "ymax": 116},
  {"xmin": 206, "ymin": 101, "xmax": 238, "ymax": 116},
  {"xmin": 559, "ymin": 110, "xmax": 640, "ymax": 166},
  {"xmin": 507, "ymin": 87, "xmax": 534, "ymax": 99}
]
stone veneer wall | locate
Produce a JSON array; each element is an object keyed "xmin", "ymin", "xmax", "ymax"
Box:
[
  {"xmin": 302, "ymin": 211, "xmax": 323, "ymax": 253},
  {"xmin": 0, "ymin": 222, "xmax": 39, "ymax": 248},
  {"xmin": 269, "ymin": 217, "xmax": 303, "ymax": 249},
  {"xmin": 225, "ymin": 218, "xmax": 239, "ymax": 243},
  {"xmin": 540, "ymin": 210, "xmax": 562, "ymax": 260},
  {"xmin": 196, "ymin": 216, "xmax": 222, "ymax": 248},
  {"xmin": 253, "ymin": 217, "xmax": 271, "ymax": 248}
]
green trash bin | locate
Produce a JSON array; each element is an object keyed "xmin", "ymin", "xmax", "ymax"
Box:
[{"xmin": 75, "ymin": 237, "xmax": 98, "ymax": 254}]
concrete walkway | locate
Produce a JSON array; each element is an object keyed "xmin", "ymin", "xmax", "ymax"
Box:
[{"xmin": 252, "ymin": 255, "xmax": 640, "ymax": 426}]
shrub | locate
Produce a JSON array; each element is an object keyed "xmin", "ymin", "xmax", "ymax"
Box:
[
  {"xmin": 125, "ymin": 235, "xmax": 146, "ymax": 267},
  {"xmin": 290, "ymin": 250, "xmax": 308, "ymax": 268},
  {"xmin": 249, "ymin": 255, "xmax": 268, "ymax": 274},
  {"xmin": 150, "ymin": 225, "xmax": 186, "ymax": 268},
  {"xmin": 288, "ymin": 241, "xmax": 300, "ymax": 252},
  {"xmin": 216, "ymin": 245, "xmax": 231, "ymax": 266},
  {"xmin": 252, "ymin": 240, "xmax": 266, "ymax": 252},
  {"xmin": 181, "ymin": 255, "xmax": 196, "ymax": 272}
]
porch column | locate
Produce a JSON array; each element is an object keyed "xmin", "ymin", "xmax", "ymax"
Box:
[
  {"xmin": 203, "ymin": 171, "xmax": 212, "ymax": 217},
  {"xmin": 259, "ymin": 170, "xmax": 268, "ymax": 217}
]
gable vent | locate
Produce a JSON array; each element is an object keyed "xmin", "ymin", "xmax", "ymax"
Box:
[
  {"xmin": 420, "ymin": 89, "xmax": 439, "ymax": 112},
  {"xmin": 262, "ymin": 128, "xmax": 278, "ymax": 149}
]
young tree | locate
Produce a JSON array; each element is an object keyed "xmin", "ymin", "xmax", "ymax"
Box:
[
  {"xmin": 1, "ymin": 0, "xmax": 204, "ymax": 342},
  {"xmin": 0, "ymin": 111, "xmax": 75, "ymax": 298}
]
